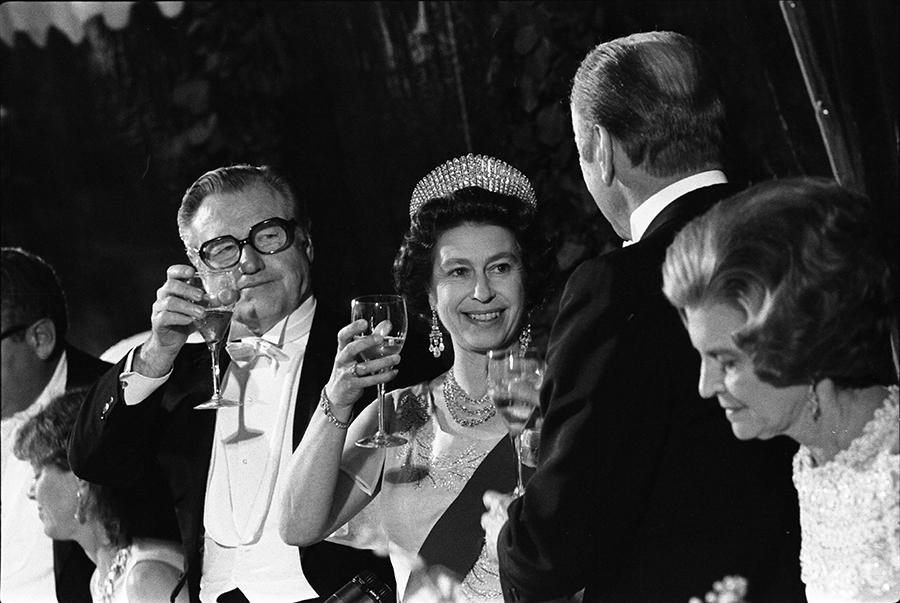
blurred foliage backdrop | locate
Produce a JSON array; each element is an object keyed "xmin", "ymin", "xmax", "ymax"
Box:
[{"xmin": 1, "ymin": 1, "xmax": 896, "ymax": 356}]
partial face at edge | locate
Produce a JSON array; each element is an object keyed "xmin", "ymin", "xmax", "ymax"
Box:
[
  {"xmin": 428, "ymin": 224, "xmax": 526, "ymax": 359},
  {"xmin": 684, "ymin": 302, "xmax": 807, "ymax": 440},
  {"xmin": 1, "ymin": 312, "xmax": 48, "ymax": 418},
  {"xmin": 29, "ymin": 463, "xmax": 81, "ymax": 540}
]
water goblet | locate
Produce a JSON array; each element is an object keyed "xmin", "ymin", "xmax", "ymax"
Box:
[
  {"xmin": 487, "ymin": 348, "xmax": 545, "ymax": 496},
  {"xmin": 352, "ymin": 295, "xmax": 408, "ymax": 448},
  {"xmin": 190, "ymin": 269, "xmax": 241, "ymax": 410}
]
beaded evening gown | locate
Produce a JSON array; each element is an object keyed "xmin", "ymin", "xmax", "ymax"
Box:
[
  {"xmin": 793, "ymin": 386, "xmax": 900, "ymax": 602},
  {"xmin": 89, "ymin": 539, "xmax": 184, "ymax": 603},
  {"xmin": 331, "ymin": 379, "xmax": 508, "ymax": 602}
]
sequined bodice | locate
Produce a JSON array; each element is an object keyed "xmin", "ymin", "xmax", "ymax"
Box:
[
  {"xmin": 378, "ymin": 383, "xmax": 505, "ymax": 601},
  {"xmin": 793, "ymin": 386, "xmax": 900, "ymax": 602}
]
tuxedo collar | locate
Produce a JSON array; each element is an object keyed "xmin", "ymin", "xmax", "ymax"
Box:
[
  {"xmin": 629, "ymin": 171, "xmax": 727, "ymax": 243},
  {"xmin": 642, "ymin": 181, "xmax": 736, "ymax": 242}
]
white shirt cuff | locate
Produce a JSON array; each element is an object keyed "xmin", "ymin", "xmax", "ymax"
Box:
[{"xmin": 119, "ymin": 347, "xmax": 172, "ymax": 406}]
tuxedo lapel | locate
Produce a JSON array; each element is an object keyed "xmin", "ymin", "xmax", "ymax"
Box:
[
  {"xmin": 64, "ymin": 344, "xmax": 111, "ymax": 390},
  {"xmin": 52, "ymin": 540, "xmax": 93, "ymax": 603},
  {"xmin": 292, "ymin": 306, "xmax": 342, "ymax": 449}
]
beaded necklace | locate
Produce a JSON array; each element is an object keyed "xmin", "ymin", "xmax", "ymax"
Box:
[
  {"xmin": 443, "ymin": 368, "xmax": 495, "ymax": 428},
  {"xmin": 99, "ymin": 545, "xmax": 131, "ymax": 603}
]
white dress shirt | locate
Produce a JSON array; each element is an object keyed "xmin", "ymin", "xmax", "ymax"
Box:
[
  {"xmin": 623, "ymin": 170, "xmax": 728, "ymax": 247},
  {"xmin": 119, "ymin": 299, "xmax": 318, "ymax": 602},
  {"xmin": 1, "ymin": 352, "xmax": 67, "ymax": 603}
]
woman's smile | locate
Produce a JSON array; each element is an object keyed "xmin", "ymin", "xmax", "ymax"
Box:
[
  {"xmin": 463, "ymin": 309, "xmax": 504, "ymax": 323},
  {"xmin": 430, "ymin": 224, "xmax": 526, "ymax": 356}
]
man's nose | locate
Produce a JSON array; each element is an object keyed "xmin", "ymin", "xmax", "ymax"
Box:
[
  {"xmin": 26, "ymin": 480, "xmax": 36, "ymax": 500},
  {"xmin": 238, "ymin": 243, "xmax": 264, "ymax": 275}
]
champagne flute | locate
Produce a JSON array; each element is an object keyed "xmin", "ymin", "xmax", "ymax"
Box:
[
  {"xmin": 352, "ymin": 294, "xmax": 408, "ymax": 448},
  {"xmin": 191, "ymin": 269, "xmax": 240, "ymax": 410},
  {"xmin": 487, "ymin": 348, "xmax": 545, "ymax": 496}
]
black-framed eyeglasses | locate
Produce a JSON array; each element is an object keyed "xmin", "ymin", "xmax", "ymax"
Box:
[
  {"xmin": 1, "ymin": 322, "xmax": 32, "ymax": 341},
  {"xmin": 192, "ymin": 217, "xmax": 301, "ymax": 270}
]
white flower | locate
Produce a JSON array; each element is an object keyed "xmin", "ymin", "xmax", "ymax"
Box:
[{"xmin": 690, "ymin": 575, "xmax": 748, "ymax": 603}]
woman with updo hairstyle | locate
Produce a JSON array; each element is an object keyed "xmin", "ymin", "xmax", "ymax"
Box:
[
  {"xmin": 15, "ymin": 389, "xmax": 187, "ymax": 603},
  {"xmin": 281, "ymin": 154, "xmax": 552, "ymax": 601},
  {"xmin": 662, "ymin": 177, "xmax": 899, "ymax": 602},
  {"xmin": 394, "ymin": 184, "xmax": 551, "ymax": 337}
]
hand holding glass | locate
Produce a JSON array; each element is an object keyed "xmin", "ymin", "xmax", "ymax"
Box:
[
  {"xmin": 191, "ymin": 270, "xmax": 240, "ymax": 410},
  {"xmin": 352, "ymin": 295, "xmax": 408, "ymax": 448},
  {"xmin": 487, "ymin": 349, "xmax": 545, "ymax": 496}
]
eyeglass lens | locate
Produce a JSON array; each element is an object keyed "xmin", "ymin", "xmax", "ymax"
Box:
[
  {"xmin": 200, "ymin": 218, "xmax": 296, "ymax": 269},
  {"xmin": 1, "ymin": 323, "xmax": 32, "ymax": 340}
]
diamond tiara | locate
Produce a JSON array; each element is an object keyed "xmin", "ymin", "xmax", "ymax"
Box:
[{"xmin": 408, "ymin": 153, "xmax": 537, "ymax": 218}]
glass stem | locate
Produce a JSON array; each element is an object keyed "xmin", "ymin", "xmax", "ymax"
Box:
[
  {"xmin": 208, "ymin": 342, "xmax": 221, "ymax": 401},
  {"xmin": 376, "ymin": 383, "xmax": 387, "ymax": 435},
  {"xmin": 512, "ymin": 432, "xmax": 525, "ymax": 495}
]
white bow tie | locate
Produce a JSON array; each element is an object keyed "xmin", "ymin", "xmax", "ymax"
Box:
[{"xmin": 225, "ymin": 337, "xmax": 290, "ymax": 366}]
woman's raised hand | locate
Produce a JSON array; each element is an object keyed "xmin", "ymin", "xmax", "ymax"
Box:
[{"xmin": 325, "ymin": 319, "xmax": 400, "ymax": 408}]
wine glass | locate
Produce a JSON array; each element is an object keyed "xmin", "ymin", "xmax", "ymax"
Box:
[
  {"xmin": 520, "ymin": 417, "xmax": 542, "ymax": 469},
  {"xmin": 190, "ymin": 269, "xmax": 240, "ymax": 410},
  {"xmin": 352, "ymin": 295, "xmax": 408, "ymax": 448},
  {"xmin": 487, "ymin": 348, "xmax": 545, "ymax": 496}
]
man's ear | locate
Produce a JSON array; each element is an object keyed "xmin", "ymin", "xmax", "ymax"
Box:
[
  {"xmin": 303, "ymin": 234, "xmax": 314, "ymax": 264},
  {"xmin": 594, "ymin": 123, "xmax": 615, "ymax": 185},
  {"xmin": 28, "ymin": 318, "xmax": 57, "ymax": 361}
]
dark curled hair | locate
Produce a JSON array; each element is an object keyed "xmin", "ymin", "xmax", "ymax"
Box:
[
  {"xmin": 663, "ymin": 177, "xmax": 896, "ymax": 389},
  {"xmin": 393, "ymin": 187, "xmax": 552, "ymax": 325},
  {"xmin": 14, "ymin": 389, "xmax": 130, "ymax": 547}
]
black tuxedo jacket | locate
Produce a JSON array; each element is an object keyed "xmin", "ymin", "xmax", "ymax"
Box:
[
  {"xmin": 68, "ymin": 305, "xmax": 397, "ymax": 602},
  {"xmin": 52, "ymin": 345, "xmax": 110, "ymax": 603},
  {"xmin": 497, "ymin": 184, "xmax": 805, "ymax": 602}
]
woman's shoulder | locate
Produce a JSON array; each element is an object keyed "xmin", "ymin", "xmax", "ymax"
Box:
[
  {"xmin": 385, "ymin": 377, "xmax": 441, "ymax": 410},
  {"xmin": 387, "ymin": 377, "xmax": 440, "ymax": 397},
  {"xmin": 386, "ymin": 378, "xmax": 440, "ymax": 433},
  {"xmin": 124, "ymin": 541, "xmax": 185, "ymax": 602},
  {"xmin": 129, "ymin": 538, "xmax": 184, "ymax": 567}
]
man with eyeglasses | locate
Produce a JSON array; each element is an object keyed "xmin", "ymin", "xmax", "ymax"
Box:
[
  {"xmin": 69, "ymin": 165, "xmax": 396, "ymax": 603},
  {"xmin": 1, "ymin": 247, "xmax": 109, "ymax": 603}
]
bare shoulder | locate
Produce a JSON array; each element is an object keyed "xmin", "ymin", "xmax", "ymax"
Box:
[{"xmin": 125, "ymin": 559, "xmax": 186, "ymax": 603}]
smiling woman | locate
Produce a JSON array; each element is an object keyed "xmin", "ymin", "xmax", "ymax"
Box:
[
  {"xmin": 430, "ymin": 223, "xmax": 525, "ymax": 357},
  {"xmin": 279, "ymin": 154, "xmax": 555, "ymax": 601},
  {"xmin": 662, "ymin": 177, "xmax": 899, "ymax": 602}
]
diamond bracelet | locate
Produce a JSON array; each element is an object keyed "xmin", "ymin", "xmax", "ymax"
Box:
[{"xmin": 319, "ymin": 387, "xmax": 352, "ymax": 430}]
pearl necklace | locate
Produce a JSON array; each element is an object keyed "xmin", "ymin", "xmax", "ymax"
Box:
[
  {"xmin": 99, "ymin": 545, "xmax": 131, "ymax": 603},
  {"xmin": 443, "ymin": 368, "xmax": 496, "ymax": 428}
]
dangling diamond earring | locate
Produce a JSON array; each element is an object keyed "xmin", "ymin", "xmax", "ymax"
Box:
[
  {"xmin": 807, "ymin": 382, "xmax": 821, "ymax": 422},
  {"xmin": 429, "ymin": 308, "xmax": 444, "ymax": 358},
  {"xmin": 518, "ymin": 322, "xmax": 533, "ymax": 356},
  {"xmin": 74, "ymin": 488, "xmax": 86, "ymax": 524}
]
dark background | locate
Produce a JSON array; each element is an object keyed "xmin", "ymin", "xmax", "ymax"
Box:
[{"xmin": 2, "ymin": 1, "xmax": 897, "ymax": 357}]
